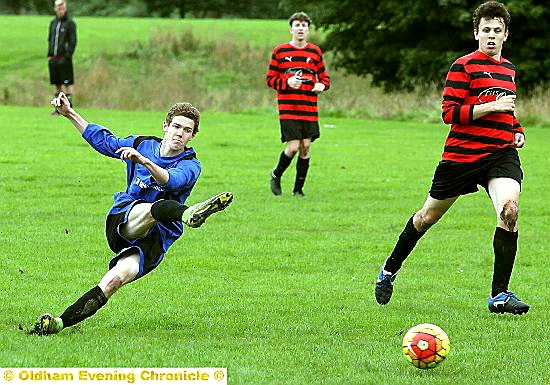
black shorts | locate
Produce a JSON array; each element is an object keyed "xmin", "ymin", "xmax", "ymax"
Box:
[
  {"xmin": 105, "ymin": 205, "xmax": 165, "ymax": 280},
  {"xmin": 48, "ymin": 57, "xmax": 74, "ymax": 86},
  {"xmin": 429, "ymin": 147, "xmax": 523, "ymax": 200},
  {"xmin": 280, "ymin": 120, "xmax": 320, "ymax": 143}
]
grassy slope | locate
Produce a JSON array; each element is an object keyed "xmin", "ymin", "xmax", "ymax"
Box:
[
  {"xmin": 3, "ymin": 15, "xmax": 547, "ymax": 126},
  {"xmin": 0, "ymin": 15, "xmax": 286, "ymax": 82},
  {"xmin": 0, "ymin": 106, "xmax": 549, "ymax": 384}
]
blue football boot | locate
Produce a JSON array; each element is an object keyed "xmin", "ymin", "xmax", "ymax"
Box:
[
  {"xmin": 488, "ymin": 291, "xmax": 529, "ymax": 315},
  {"xmin": 375, "ymin": 266, "xmax": 398, "ymax": 305}
]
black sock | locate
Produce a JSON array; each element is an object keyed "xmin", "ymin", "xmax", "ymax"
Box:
[
  {"xmin": 491, "ymin": 227, "xmax": 518, "ymax": 297},
  {"xmin": 151, "ymin": 200, "xmax": 188, "ymax": 223},
  {"xmin": 383, "ymin": 216, "xmax": 426, "ymax": 273},
  {"xmin": 294, "ymin": 157, "xmax": 310, "ymax": 193},
  {"xmin": 60, "ymin": 286, "xmax": 108, "ymax": 328},
  {"xmin": 273, "ymin": 151, "xmax": 293, "ymax": 178}
]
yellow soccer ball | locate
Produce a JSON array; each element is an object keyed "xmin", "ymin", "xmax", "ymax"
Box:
[{"xmin": 402, "ymin": 323, "xmax": 450, "ymax": 369}]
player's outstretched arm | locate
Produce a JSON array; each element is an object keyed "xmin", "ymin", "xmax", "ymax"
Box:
[{"xmin": 51, "ymin": 92, "xmax": 89, "ymax": 134}]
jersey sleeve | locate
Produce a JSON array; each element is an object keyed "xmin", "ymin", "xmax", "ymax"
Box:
[
  {"xmin": 266, "ymin": 47, "xmax": 288, "ymax": 91},
  {"xmin": 441, "ymin": 62, "xmax": 474, "ymax": 125},
  {"xmin": 164, "ymin": 158, "xmax": 201, "ymax": 192},
  {"xmin": 513, "ymin": 117, "xmax": 525, "ymax": 136},
  {"xmin": 316, "ymin": 49, "xmax": 330, "ymax": 91},
  {"xmin": 82, "ymin": 123, "xmax": 136, "ymax": 159}
]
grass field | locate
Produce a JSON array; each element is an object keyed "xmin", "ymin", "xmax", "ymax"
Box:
[{"xmin": 1, "ymin": 105, "xmax": 549, "ymax": 384}]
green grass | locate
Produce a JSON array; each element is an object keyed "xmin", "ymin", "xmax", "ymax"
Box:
[{"xmin": 1, "ymin": 105, "xmax": 549, "ymax": 384}]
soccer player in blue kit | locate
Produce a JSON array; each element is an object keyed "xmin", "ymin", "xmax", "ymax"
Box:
[{"xmin": 30, "ymin": 92, "xmax": 233, "ymax": 335}]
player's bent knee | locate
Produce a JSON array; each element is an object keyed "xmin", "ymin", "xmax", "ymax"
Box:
[
  {"xmin": 419, "ymin": 211, "xmax": 444, "ymax": 229},
  {"xmin": 102, "ymin": 275, "xmax": 124, "ymax": 298},
  {"xmin": 120, "ymin": 260, "xmax": 140, "ymax": 283},
  {"xmin": 102, "ymin": 263, "xmax": 139, "ymax": 298},
  {"xmin": 286, "ymin": 146, "xmax": 299, "ymax": 155},
  {"xmin": 500, "ymin": 200, "xmax": 518, "ymax": 230}
]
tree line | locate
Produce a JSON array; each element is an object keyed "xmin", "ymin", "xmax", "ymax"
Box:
[
  {"xmin": 308, "ymin": 0, "xmax": 550, "ymax": 93},
  {"xmin": 3, "ymin": 0, "xmax": 548, "ymax": 92}
]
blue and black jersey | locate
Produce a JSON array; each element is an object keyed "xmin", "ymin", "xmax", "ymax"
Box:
[{"xmin": 82, "ymin": 123, "xmax": 201, "ymax": 251}]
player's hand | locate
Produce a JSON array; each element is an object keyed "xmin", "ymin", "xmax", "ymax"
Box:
[
  {"xmin": 50, "ymin": 92, "xmax": 71, "ymax": 115},
  {"xmin": 513, "ymin": 132, "xmax": 525, "ymax": 148},
  {"xmin": 287, "ymin": 74, "xmax": 303, "ymax": 89},
  {"xmin": 492, "ymin": 95, "xmax": 516, "ymax": 113},
  {"xmin": 115, "ymin": 147, "xmax": 146, "ymax": 164},
  {"xmin": 312, "ymin": 82, "xmax": 325, "ymax": 94}
]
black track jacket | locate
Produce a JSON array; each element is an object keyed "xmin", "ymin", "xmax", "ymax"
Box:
[{"xmin": 47, "ymin": 13, "xmax": 77, "ymax": 58}]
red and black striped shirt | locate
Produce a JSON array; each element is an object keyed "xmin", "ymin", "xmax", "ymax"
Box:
[
  {"xmin": 441, "ymin": 50, "xmax": 524, "ymax": 162},
  {"xmin": 266, "ymin": 42, "xmax": 330, "ymax": 122}
]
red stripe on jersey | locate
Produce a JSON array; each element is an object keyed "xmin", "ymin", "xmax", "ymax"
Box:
[
  {"xmin": 459, "ymin": 105, "xmax": 471, "ymax": 124},
  {"xmin": 279, "ymin": 114, "xmax": 318, "ymax": 121}
]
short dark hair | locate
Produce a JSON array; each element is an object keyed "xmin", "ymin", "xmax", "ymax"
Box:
[
  {"xmin": 288, "ymin": 12, "xmax": 311, "ymax": 27},
  {"xmin": 473, "ymin": 1, "xmax": 510, "ymax": 32},
  {"xmin": 165, "ymin": 103, "xmax": 200, "ymax": 134}
]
